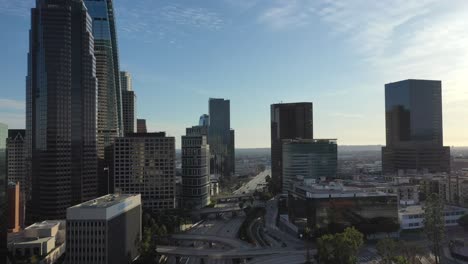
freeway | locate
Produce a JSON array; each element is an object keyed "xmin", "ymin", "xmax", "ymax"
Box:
[
  {"xmin": 197, "ymin": 206, "xmax": 242, "ymax": 215},
  {"xmin": 170, "ymin": 234, "xmax": 251, "ymax": 249},
  {"xmin": 157, "ymin": 246, "xmax": 311, "ymax": 259}
]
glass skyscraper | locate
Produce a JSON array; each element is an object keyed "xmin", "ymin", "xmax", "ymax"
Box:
[
  {"xmin": 26, "ymin": 0, "xmax": 98, "ymax": 221},
  {"xmin": 84, "ymin": 0, "xmax": 123, "ymax": 157},
  {"xmin": 382, "ymin": 79, "xmax": 450, "ymax": 174},
  {"xmin": 208, "ymin": 98, "xmax": 235, "ymax": 177},
  {"xmin": 271, "ymin": 103, "xmax": 313, "ymax": 193}
]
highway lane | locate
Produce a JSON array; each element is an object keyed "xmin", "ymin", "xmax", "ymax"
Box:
[{"xmin": 157, "ymin": 246, "xmax": 311, "ymax": 258}]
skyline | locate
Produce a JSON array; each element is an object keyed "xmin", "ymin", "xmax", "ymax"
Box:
[{"xmin": 1, "ymin": 0, "xmax": 468, "ymax": 148}]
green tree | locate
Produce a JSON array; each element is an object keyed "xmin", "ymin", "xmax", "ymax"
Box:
[
  {"xmin": 317, "ymin": 227, "xmax": 364, "ymax": 264},
  {"xmin": 424, "ymin": 193, "xmax": 445, "ymax": 264},
  {"xmin": 393, "ymin": 256, "xmax": 411, "ymax": 264},
  {"xmin": 376, "ymin": 238, "xmax": 399, "ymax": 264},
  {"xmin": 457, "ymin": 214, "xmax": 468, "ymax": 230}
]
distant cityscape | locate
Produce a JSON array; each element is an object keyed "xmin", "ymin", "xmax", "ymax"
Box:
[{"xmin": 1, "ymin": 1, "xmax": 468, "ymax": 264}]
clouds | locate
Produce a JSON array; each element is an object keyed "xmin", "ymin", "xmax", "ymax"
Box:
[
  {"xmin": 116, "ymin": 1, "xmax": 223, "ymax": 43},
  {"xmin": 0, "ymin": 98, "xmax": 24, "ymax": 111},
  {"xmin": 257, "ymin": 0, "xmax": 314, "ymax": 30}
]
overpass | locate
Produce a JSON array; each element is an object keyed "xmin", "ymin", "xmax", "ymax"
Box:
[
  {"xmin": 213, "ymin": 194, "xmax": 253, "ymax": 203},
  {"xmin": 156, "ymin": 246, "xmax": 310, "ymax": 259},
  {"xmin": 170, "ymin": 234, "xmax": 252, "ymax": 249},
  {"xmin": 197, "ymin": 206, "xmax": 243, "ymax": 216}
]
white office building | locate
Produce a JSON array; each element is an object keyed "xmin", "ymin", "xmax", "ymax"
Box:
[
  {"xmin": 399, "ymin": 205, "xmax": 468, "ymax": 230},
  {"xmin": 66, "ymin": 194, "xmax": 142, "ymax": 264}
]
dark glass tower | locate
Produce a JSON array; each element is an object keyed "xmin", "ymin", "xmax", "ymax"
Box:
[
  {"xmin": 382, "ymin": 79, "xmax": 450, "ymax": 174},
  {"xmin": 208, "ymin": 98, "xmax": 235, "ymax": 177},
  {"xmin": 26, "ymin": 0, "xmax": 98, "ymax": 221},
  {"xmin": 84, "ymin": 0, "xmax": 122, "ymax": 195},
  {"xmin": 271, "ymin": 103, "xmax": 313, "ymax": 193}
]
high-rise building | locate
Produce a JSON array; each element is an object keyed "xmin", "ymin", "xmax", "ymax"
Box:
[
  {"xmin": 0, "ymin": 122, "xmax": 7, "ymax": 262},
  {"xmin": 114, "ymin": 133, "xmax": 176, "ymax": 211},
  {"xmin": 84, "ymin": 0, "xmax": 122, "ymax": 198},
  {"xmin": 7, "ymin": 130, "xmax": 26, "ymax": 196},
  {"xmin": 199, "ymin": 114, "xmax": 210, "ymax": 127},
  {"xmin": 8, "ymin": 182, "xmax": 21, "ymax": 233},
  {"xmin": 120, "ymin": 71, "xmax": 132, "ymax": 92},
  {"xmin": 66, "ymin": 194, "xmax": 141, "ymax": 264},
  {"xmin": 208, "ymin": 98, "xmax": 235, "ymax": 177},
  {"xmin": 271, "ymin": 103, "xmax": 313, "ymax": 193},
  {"xmin": 121, "ymin": 71, "xmax": 136, "ymax": 135},
  {"xmin": 382, "ymin": 79, "xmax": 450, "ymax": 174},
  {"xmin": 282, "ymin": 139, "xmax": 337, "ymax": 194},
  {"xmin": 26, "ymin": 0, "xmax": 98, "ymax": 221},
  {"xmin": 182, "ymin": 126, "xmax": 211, "ymax": 209},
  {"xmin": 137, "ymin": 119, "xmax": 147, "ymax": 133}
]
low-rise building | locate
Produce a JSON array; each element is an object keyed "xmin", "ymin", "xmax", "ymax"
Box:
[
  {"xmin": 399, "ymin": 205, "xmax": 468, "ymax": 230},
  {"xmin": 8, "ymin": 220, "xmax": 65, "ymax": 262},
  {"xmin": 288, "ymin": 181, "xmax": 399, "ymax": 238},
  {"xmin": 66, "ymin": 194, "xmax": 142, "ymax": 264}
]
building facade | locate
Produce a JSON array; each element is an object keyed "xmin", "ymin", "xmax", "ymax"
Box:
[
  {"xmin": 0, "ymin": 123, "xmax": 7, "ymax": 262},
  {"xmin": 136, "ymin": 119, "xmax": 147, "ymax": 133},
  {"xmin": 382, "ymin": 79, "xmax": 450, "ymax": 174},
  {"xmin": 66, "ymin": 194, "xmax": 141, "ymax": 264},
  {"xmin": 121, "ymin": 71, "xmax": 136, "ymax": 134},
  {"xmin": 282, "ymin": 139, "xmax": 337, "ymax": 194},
  {"xmin": 114, "ymin": 133, "xmax": 176, "ymax": 211},
  {"xmin": 120, "ymin": 71, "xmax": 132, "ymax": 92},
  {"xmin": 271, "ymin": 103, "xmax": 313, "ymax": 193},
  {"xmin": 26, "ymin": 0, "xmax": 98, "ymax": 222},
  {"xmin": 199, "ymin": 114, "xmax": 209, "ymax": 127},
  {"xmin": 288, "ymin": 182, "xmax": 399, "ymax": 237},
  {"xmin": 7, "ymin": 130, "xmax": 26, "ymax": 197},
  {"xmin": 182, "ymin": 126, "xmax": 211, "ymax": 209},
  {"xmin": 208, "ymin": 98, "xmax": 235, "ymax": 177}
]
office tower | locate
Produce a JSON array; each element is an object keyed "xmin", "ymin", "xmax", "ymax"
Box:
[
  {"xmin": 7, "ymin": 130, "xmax": 26, "ymax": 197},
  {"xmin": 120, "ymin": 71, "xmax": 132, "ymax": 91},
  {"xmin": 84, "ymin": 0, "xmax": 122, "ymax": 198},
  {"xmin": 208, "ymin": 98, "xmax": 235, "ymax": 177},
  {"xmin": 271, "ymin": 103, "xmax": 313, "ymax": 193},
  {"xmin": 0, "ymin": 123, "xmax": 7, "ymax": 262},
  {"xmin": 199, "ymin": 114, "xmax": 210, "ymax": 127},
  {"xmin": 26, "ymin": 0, "xmax": 98, "ymax": 221},
  {"xmin": 8, "ymin": 182, "xmax": 20, "ymax": 233},
  {"xmin": 182, "ymin": 126, "xmax": 211, "ymax": 209},
  {"xmin": 137, "ymin": 119, "xmax": 147, "ymax": 133},
  {"xmin": 282, "ymin": 139, "xmax": 337, "ymax": 194},
  {"xmin": 114, "ymin": 133, "xmax": 176, "ymax": 211},
  {"xmin": 121, "ymin": 71, "xmax": 136, "ymax": 134},
  {"xmin": 382, "ymin": 79, "xmax": 450, "ymax": 174},
  {"xmin": 66, "ymin": 194, "xmax": 141, "ymax": 264}
]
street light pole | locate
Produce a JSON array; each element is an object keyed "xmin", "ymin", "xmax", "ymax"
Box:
[{"xmin": 104, "ymin": 167, "xmax": 110, "ymax": 194}]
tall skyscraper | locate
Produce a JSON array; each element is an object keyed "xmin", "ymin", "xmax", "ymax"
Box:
[
  {"xmin": 114, "ymin": 133, "xmax": 176, "ymax": 211},
  {"xmin": 282, "ymin": 139, "xmax": 337, "ymax": 194},
  {"xmin": 0, "ymin": 123, "xmax": 7, "ymax": 262},
  {"xmin": 121, "ymin": 71, "xmax": 136, "ymax": 134},
  {"xmin": 26, "ymin": 0, "xmax": 98, "ymax": 221},
  {"xmin": 271, "ymin": 103, "xmax": 313, "ymax": 193},
  {"xmin": 208, "ymin": 98, "xmax": 235, "ymax": 177},
  {"xmin": 137, "ymin": 119, "xmax": 147, "ymax": 133},
  {"xmin": 382, "ymin": 79, "xmax": 450, "ymax": 174},
  {"xmin": 182, "ymin": 126, "xmax": 210, "ymax": 209},
  {"xmin": 84, "ymin": 0, "xmax": 122, "ymax": 197}
]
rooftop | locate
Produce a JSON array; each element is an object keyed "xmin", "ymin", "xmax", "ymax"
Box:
[
  {"xmin": 399, "ymin": 205, "xmax": 468, "ymax": 215},
  {"xmin": 122, "ymin": 132, "xmax": 167, "ymax": 138},
  {"xmin": 69, "ymin": 194, "xmax": 137, "ymax": 209},
  {"xmin": 25, "ymin": 220, "xmax": 61, "ymax": 231}
]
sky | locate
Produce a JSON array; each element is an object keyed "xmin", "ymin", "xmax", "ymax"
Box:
[{"xmin": 0, "ymin": 0, "xmax": 467, "ymax": 148}]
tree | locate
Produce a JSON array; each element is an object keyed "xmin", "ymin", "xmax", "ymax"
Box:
[
  {"xmin": 424, "ymin": 193, "xmax": 445, "ymax": 264},
  {"xmin": 393, "ymin": 256, "xmax": 411, "ymax": 264},
  {"xmin": 457, "ymin": 214, "xmax": 468, "ymax": 230},
  {"xmin": 317, "ymin": 227, "xmax": 364, "ymax": 264},
  {"xmin": 376, "ymin": 238, "xmax": 399, "ymax": 264}
]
